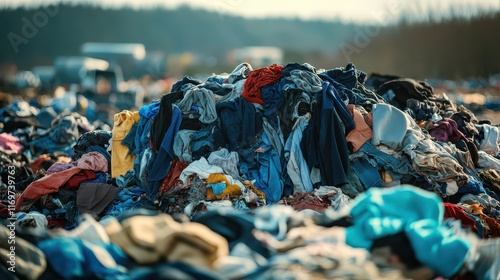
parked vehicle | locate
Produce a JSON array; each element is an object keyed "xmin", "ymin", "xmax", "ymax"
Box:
[{"xmin": 53, "ymin": 56, "xmax": 143, "ymax": 124}]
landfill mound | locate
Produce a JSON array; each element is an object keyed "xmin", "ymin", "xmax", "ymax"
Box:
[{"xmin": 1, "ymin": 62, "xmax": 499, "ymax": 279}]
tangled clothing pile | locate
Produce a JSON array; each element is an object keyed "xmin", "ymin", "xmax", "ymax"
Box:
[
  {"xmin": 1, "ymin": 61, "xmax": 500, "ymax": 279},
  {"xmin": 2, "ymin": 187, "xmax": 499, "ymax": 280}
]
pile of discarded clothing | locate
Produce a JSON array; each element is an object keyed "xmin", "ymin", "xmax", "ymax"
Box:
[{"xmin": 1, "ymin": 62, "xmax": 499, "ymax": 279}]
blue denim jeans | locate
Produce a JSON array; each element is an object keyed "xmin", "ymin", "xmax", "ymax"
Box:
[
  {"xmin": 350, "ymin": 158, "xmax": 382, "ymax": 189},
  {"xmin": 358, "ymin": 142, "xmax": 413, "ymax": 180},
  {"xmin": 252, "ymin": 133, "xmax": 284, "ymax": 204}
]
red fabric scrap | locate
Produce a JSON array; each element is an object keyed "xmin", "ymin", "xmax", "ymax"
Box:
[
  {"xmin": 443, "ymin": 202, "xmax": 477, "ymax": 231},
  {"xmin": 242, "ymin": 64, "xmax": 283, "ymax": 105}
]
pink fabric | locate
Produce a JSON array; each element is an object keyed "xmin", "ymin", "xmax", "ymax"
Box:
[
  {"xmin": 0, "ymin": 133, "xmax": 23, "ymax": 153},
  {"xmin": 16, "ymin": 152, "xmax": 108, "ymax": 211},
  {"xmin": 46, "ymin": 152, "xmax": 108, "ymax": 174},
  {"xmin": 47, "ymin": 162, "xmax": 77, "ymax": 174},
  {"xmin": 76, "ymin": 152, "xmax": 108, "ymax": 172}
]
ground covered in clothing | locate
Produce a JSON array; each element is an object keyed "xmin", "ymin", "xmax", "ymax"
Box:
[{"xmin": 1, "ymin": 62, "xmax": 500, "ymax": 279}]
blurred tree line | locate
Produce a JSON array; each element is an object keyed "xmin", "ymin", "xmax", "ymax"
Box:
[
  {"xmin": 0, "ymin": 4, "xmax": 498, "ymax": 79},
  {"xmin": 0, "ymin": 4, "xmax": 354, "ymax": 70},
  {"xmin": 339, "ymin": 14, "xmax": 500, "ymax": 79}
]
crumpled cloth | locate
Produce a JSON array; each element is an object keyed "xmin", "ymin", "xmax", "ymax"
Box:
[
  {"xmin": 207, "ymin": 148, "xmax": 241, "ymax": 180},
  {"xmin": 179, "ymin": 157, "xmax": 224, "ymax": 183},
  {"xmin": 346, "ymin": 186, "xmax": 471, "ymax": 278},
  {"xmin": 0, "ymin": 133, "xmax": 23, "ymax": 153},
  {"xmin": 242, "ymin": 64, "xmax": 283, "ymax": 105}
]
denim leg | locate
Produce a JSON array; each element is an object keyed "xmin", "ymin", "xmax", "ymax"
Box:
[
  {"xmin": 350, "ymin": 158, "xmax": 382, "ymax": 189},
  {"xmin": 359, "ymin": 142, "xmax": 412, "ymax": 179}
]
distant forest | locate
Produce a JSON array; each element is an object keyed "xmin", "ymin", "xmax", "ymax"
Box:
[{"xmin": 0, "ymin": 4, "xmax": 498, "ymax": 79}]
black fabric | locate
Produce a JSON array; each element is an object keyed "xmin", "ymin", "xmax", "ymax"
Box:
[
  {"xmin": 455, "ymin": 138, "xmax": 479, "ymax": 168},
  {"xmin": 377, "ymin": 78, "xmax": 434, "ymax": 109},
  {"xmin": 371, "ymin": 232, "xmax": 422, "ymax": 270},
  {"xmin": 313, "ymin": 214, "xmax": 353, "ymax": 228},
  {"xmin": 192, "ymin": 208, "xmax": 270, "ymax": 258},
  {"xmin": 1, "ymin": 117, "xmax": 39, "ymax": 133},
  {"xmin": 40, "ymin": 160, "xmax": 56, "ymax": 173},
  {"xmin": 72, "ymin": 130, "xmax": 112, "ymax": 161},
  {"xmin": 478, "ymin": 120, "xmax": 492, "ymax": 125},
  {"xmin": 280, "ymin": 88, "xmax": 310, "ymax": 139},
  {"xmin": 180, "ymin": 117, "xmax": 203, "ymax": 131},
  {"xmin": 2, "ymin": 117, "xmax": 40, "ymax": 133},
  {"xmin": 0, "ymin": 261, "xmax": 19, "ymax": 280},
  {"xmin": 38, "ymin": 265, "xmax": 67, "ymax": 280},
  {"xmin": 281, "ymin": 152, "xmax": 294, "ymax": 197},
  {"xmin": 15, "ymin": 174, "xmax": 37, "ymax": 192},
  {"xmin": 54, "ymin": 189, "xmax": 77, "ymax": 205},
  {"xmin": 76, "ymin": 183, "xmax": 121, "ymax": 215},
  {"xmin": 301, "ymin": 94, "xmax": 350, "ymax": 187},
  {"xmin": 171, "ymin": 76, "xmax": 202, "ymax": 93},
  {"xmin": 301, "ymin": 100, "xmax": 320, "ymax": 178},
  {"xmin": 73, "ymin": 131, "xmax": 111, "ymax": 152},
  {"xmin": 1, "ymin": 152, "xmax": 33, "ymax": 191},
  {"xmin": 451, "ymin": 111, "xmax": 480, "ymax": 140},
  {"xmin": 150, "ymin": 91, "xmax": 184, "ymax": 152},
  {"xmin": 365, "ymin": 73, "xmax": 401, "ymax": 90}
]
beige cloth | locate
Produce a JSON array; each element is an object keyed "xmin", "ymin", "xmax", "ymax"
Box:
[{"xmin": 105, "ymin": 214, "xmax": 228, "ymax": 267}]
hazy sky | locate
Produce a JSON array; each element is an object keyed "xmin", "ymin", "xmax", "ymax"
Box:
[{"xmin": 1, "ymin": 0, "xmax": 499, "ymax": 23}]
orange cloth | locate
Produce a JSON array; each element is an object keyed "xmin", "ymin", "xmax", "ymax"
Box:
[
  {"xmin": 381, "ymin": 171, "xmax": 393, "ymax": 183},
  {"xmin": 217, "ymin": 184, "xmax": 241, "ymax": 199},
  {"xmin": 205, "ymin": 173, "xmax": 242, "ymax": 200},
  {"xmin": 346, "ymin": 105, "xmax": 373, "ymax": 152},
  {"xmin": 478, "ymin": 213, "xmax": 500, "ymax": 238}
]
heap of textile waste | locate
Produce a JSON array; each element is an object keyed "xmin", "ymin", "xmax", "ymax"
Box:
[{"xmin": 1, "ymin": 62, "xmax": 499, "ymax": 279}]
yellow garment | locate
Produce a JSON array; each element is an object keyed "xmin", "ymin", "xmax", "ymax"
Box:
[
  {"xmin": 205, "ymin": 173, "xmax": 242, "ymax": 200},
  {"xmin": 111, "ymin": 110, "xmax": 140, "ymax": 178},
  {"xmin": 206, "ymin": 173, "xmax": 228, "ymax": 185},
  {"xmin": 217, "ymin": 184, "xmax": 241, "ymax": 199}
]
